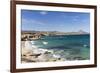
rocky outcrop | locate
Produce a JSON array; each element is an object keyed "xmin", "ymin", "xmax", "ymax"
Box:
[{"xmin": 21, "ymin": 41, "xmax": 66, "ymax": 63}]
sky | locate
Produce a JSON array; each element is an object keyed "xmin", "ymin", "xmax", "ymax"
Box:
[{"xmin": 21, "ymin": 9, "xmax": 90, "ymax": 32}]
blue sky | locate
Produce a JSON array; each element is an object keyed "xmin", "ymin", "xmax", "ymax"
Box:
[{"xmin": 21, "ymin": 10, "xmax": 90, "ymax": 32}]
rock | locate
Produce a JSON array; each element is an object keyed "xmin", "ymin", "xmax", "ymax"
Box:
[
  {"xmin": 21, "ymin": 41, "xmax": 66, "ymax": 63},
  {"xmin": 24, "ymin": 41, "xmax": 35, "ymax": 51},
  {"xmin": 73, "ymin": 57, "xmax": 86, "ymax": 60},
  {"xmin": 44, "ymin": 51, "xmax": 51, "ymax": 54},
  {"xmin": 47, "ymin": 58, "xmax": 57, "ymax": 62},
  {"xmin": 37, "ymin": 53, "xmax": 51, "ymax": 62},
  {"xmin": 30, "ymin": 53, "xmax": 41, "ymax": 58},
  {"xmin": 21, "ymin": 57, "xmax": 36, "ymax": 62},
  {"xmin": 21, "ymin": 48, "xmax": 33, "ymax": 56}
]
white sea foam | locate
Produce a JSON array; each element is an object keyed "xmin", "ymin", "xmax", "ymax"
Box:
[
  {"xmin": 32, "ymin": 45, "xmax": 38, "ymax": 49},
  {"xmin": 83, "ymin": 44, "xmax": 87, "ymax": 47},
  {"xmin": 43, "ymin": 41, "xmax": 48, "ymax": 45},
  {"xmin": 53, "ymin": 54, "xmax": 61, "ymax": 58},
  {"xmin": 31, "ymin": 41, "xmax": 35, "ymax": 45}
]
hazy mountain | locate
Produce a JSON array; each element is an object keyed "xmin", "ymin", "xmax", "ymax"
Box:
[{"xmin": 22, "ymin": 30, "xmax": 89, "ymax": 35}]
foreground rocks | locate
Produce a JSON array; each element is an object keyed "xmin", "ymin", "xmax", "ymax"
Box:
[{"xmin": 21, "ymin": 41, "xmax": 66, "ymax": 63}]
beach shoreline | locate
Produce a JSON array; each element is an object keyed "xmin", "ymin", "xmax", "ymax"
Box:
[{"xmin": 21, "ymin": 41, "xmax": 66, "ymax": 63}]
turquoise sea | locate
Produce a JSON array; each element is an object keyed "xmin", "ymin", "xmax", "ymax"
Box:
[{"xmin": 31, "ymin": 34, "xmax": 90, "ymax": 60}]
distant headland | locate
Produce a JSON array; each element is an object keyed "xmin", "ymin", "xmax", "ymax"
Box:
[{"xmin": 21, "ymin": 30, "xmax": 89, "ymax": 41}]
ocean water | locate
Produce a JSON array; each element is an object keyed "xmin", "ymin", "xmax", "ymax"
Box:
[{"xmin": 32, "ymin": 34, "xmax": 90, "ymax": 60}]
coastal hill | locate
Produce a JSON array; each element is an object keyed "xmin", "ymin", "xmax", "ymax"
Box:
[
  {"xmin": 22, "ymin": 30, "xmax": 89, "ymax": 36},
  {"xmin": 21, "ymin": 30, "xmax": 89, "ymax": 40}
]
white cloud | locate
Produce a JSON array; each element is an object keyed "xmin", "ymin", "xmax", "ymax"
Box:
[{"xmin": 40, "ymin": 11, "xmax": 48, "ymax": 15}]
